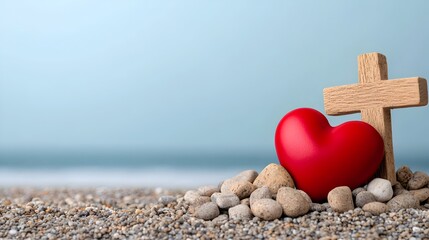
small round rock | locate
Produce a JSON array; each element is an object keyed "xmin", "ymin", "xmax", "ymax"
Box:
[
  {"xmin": 228, "ymin": 180, "xmax": 257, "ymax": 199},
  {"xmin": 233, "ymin": 170, "xmax": 259, "ymax": 183},
  {"xmin": 250, "ymin": 198, "xmax": 283, "ymax": 221},
  {"xmin": 362, "ymin": 202, "xmax": 389, "ymax": 215},
  {"xmin": 249, "ymin": 186, "xmax": 271, "ymax": 206},
  {"xmin": 327, "ymin": 186, "xmax": 354, "ymax": 213},
  {"xmin": 396, "ymin": 166, "xmax": 413, "ymax": 188},
  {"xmin": 297, "ymin": 190, "xmax": 312, "ymax": 205},
  {"xmin": 198, "ymin": 185, "xmax": 219, "ymax": 197},
  {"xmin": 387, "ymin": 194, "xmax": 419, "ymax": 210},
  {"xmin": 352, "ymin": 187, "xmax": 366, "ymax": 198},
  {"xmin": 253, "ymin": 163, "xmax": 295, "ymax": 194},
  {"xmin": 392, "ymin": 182, "xmax": 409, "ymax": 196},
  {"xmin": 211, "ymin": 192, "xmax": 240, "ymax": 209},
  {"xmin": 228, "ymin": 204, "xmax": 252, "ymax": 220},
  {"xmin": 410, "ymin": 188, "xmax": 429, "ymax": 202},
  {"xmin": 240, "ymin": 198, "xmax": 250, "ymax": 206},
  {"xmin": 367, "ymin": 178, "xmax": 393, "ymax": 202},
  {"xmin": 193, "ymin": 196, "xmax": 212, "ymax": 207},
  {"xmin": 355, "ymin": 191, "xmax": 376, "ymax": 208},
  {"xmin": 184, "ymin": 190, "xmax": 200, "ymax": 204},
  {"xmin": 220, "ymin": 179, "xmax": 237, "ymax": 193},
  {"xmin": 407, "ymin": 171, "xmax": 429, "ymax": 190},
  {"xmin": 277, "ymin": 187, "xmax": 310, "ymax": 217},
  {"xmin": 194, "ymin": 202, "xmax": 220, "ymax": 220},
  {"xmin": 2, "ymin": 199, "xmax": 12, "ymax": 206}
]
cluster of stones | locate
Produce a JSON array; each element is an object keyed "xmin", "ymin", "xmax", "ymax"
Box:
[
  {"xmin": 329, "ymin": 166, "xmax": 429, "ymax": 215},
  {"xmin": 185, "ymin": 164, "xmax": 429, "ymax": 221}
]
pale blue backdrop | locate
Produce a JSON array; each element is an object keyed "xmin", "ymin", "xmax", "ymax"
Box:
[{"xmin": 0, "ymin": 1, "xmax": 428, "ymax": 177}]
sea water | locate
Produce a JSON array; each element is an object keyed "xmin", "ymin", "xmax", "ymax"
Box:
[{"xmin": 0, "ymin": 150, "xmax": 427, "ymax": 188}]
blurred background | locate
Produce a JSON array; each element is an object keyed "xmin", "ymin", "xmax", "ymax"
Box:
[{"xmin": 0, "ymin": 1, "xmax": 428, "ymax": 187}]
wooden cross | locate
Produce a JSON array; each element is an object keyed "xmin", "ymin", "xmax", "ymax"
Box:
[{"xmin": 323, "ymin": 52, "xmax": 428, "ymax": 183}]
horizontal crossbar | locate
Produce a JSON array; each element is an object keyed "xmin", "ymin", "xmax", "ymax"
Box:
[{"xmin": 324, "ymin": 77, "xmax": 428, "ymax": 115}]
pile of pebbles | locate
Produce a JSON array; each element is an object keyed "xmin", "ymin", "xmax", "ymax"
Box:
[
  {"xmin": 185, "ymin": 164, "xmax": 429, "ymax": 221},
  {"xmin": 0, "ymin": 170, "xmax": 428, "ymax": 239}
]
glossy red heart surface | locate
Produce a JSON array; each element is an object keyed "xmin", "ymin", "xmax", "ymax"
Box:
[{"xmin": 275, "ymin": 108, "xmax": 384, "ymax": 202}]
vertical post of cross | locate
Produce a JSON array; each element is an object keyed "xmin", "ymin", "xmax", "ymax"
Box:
[{"xmin": 357, "ymin": 53, "xmax": 395, "ymax": 183}]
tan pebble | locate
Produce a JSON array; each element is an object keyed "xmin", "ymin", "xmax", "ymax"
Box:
[
  {"xmin": 362, "ymin": 202, "xmax": 389, "ymax": 215},
  {"xmin": 249, "ymin": 186, "xmax": 272, "ymax": 206},
  {"xmin": 188, "ymin": 205, "xmax": 198, "ymax": 214},
  {"xmin": 410, "ymin": 188, "xmax": 429, "ymax": 202},
  {"xmin": 297, "ymin": 190, "xmax": 312, "ymax": 205},
  {"xmin": 232, "ymin": 170, "xmax": 259, "ymax": 183},
  {"xmin": 253, "ymin": 163, "xmax": 295, "ymax": 194},
  {"xmin": 240, "ymin": 198, "xmax": 250, "ymax": 206},
  {"xmin": 228, "ymin": 180, "xmax": 257, "ymax": 199},
  {"xmin": 408, "ymin": 171, "xmax": 429, "ymax": 190},
  {"xmin": 327, "ymin": 186, "xmax": 354, "ymax": 213},
  {"xmin": 25, "ymin": 205, "xmax": 33, "ymax": 212},
  {"xmin": 220, "ymin": 179, "xmax": 236, "ymax": 193},
  {"xmin": 387, "ymin": 194, "xmax": 419, "ymax": 210},
  {"xmin": 187, "ymin": 196, "xmax": 211, "ymax": 214},
  {"xmin": 198, "ymin": 185, "xmax": 219, "ymax": 197},
  {"xmin": 250, "ymin": 198, "xmax": 283, "ymax": 221},
  {"xmin": 194, "ymin": 202, "xmax": 220, "ymax": 220},
  {"xmin": 184, "ymin": 190, "xmax": 200, "ymax": 204},
  {"xmin": 277, "ymin": 187, "xmax": 310, "ymax": 217},
  {"xmin": 2, "ymin": 199, "xmax": 11, "ymax": 206},
  {"xmin": 228, "ymin": 204, "xmax": 252, "ymax": 220},
  {"xmin": 396, "ymin": 166, "xmax": 413, "ymax": 188}
]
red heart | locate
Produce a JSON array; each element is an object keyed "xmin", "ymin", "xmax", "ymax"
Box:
[{"xmin": 275, "ymin": 108, "xmax": 384, "ymax": 202}]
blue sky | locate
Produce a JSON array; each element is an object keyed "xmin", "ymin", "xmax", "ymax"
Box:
[{"xmin": 0, "ymin": 1, "xmax": 428, "ymax": 157}]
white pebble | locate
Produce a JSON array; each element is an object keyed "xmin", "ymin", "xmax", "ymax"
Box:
[
  {"xmin": 367, "ymin": 178, "xmax": 393, "ymax": 202},
  {"xmin": 9, "ymin": 229, "xmax": 17, "ymax": 235}
]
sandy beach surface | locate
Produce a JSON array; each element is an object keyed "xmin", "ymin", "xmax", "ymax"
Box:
[{"xmin": 0, "ymin": 187, "xmax": 428, "ymax": 239}]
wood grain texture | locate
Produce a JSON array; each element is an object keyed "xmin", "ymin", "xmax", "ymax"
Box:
[
  {"xmin": 323, "ymin": 52, "xmax": 429, "ymax": 183},
  {"xmin": 361, "ymin": 108, "xmax": 394, "ymax": 184},
  {"xmin": 358, "ymin": 52, "xmax": 388, "ymax": 82},
  {"xmin": 324, "ymin": 77, "xmax": 428, "ymax": 115}
]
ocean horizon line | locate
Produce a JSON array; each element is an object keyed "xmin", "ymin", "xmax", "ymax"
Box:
[
  {"xmin": 0, "ymin": 150, "xmax": 427, "ymax": 168},
  {"xmin": 0, "ymin": 165, "xmax": 427, "ymax": 188}
]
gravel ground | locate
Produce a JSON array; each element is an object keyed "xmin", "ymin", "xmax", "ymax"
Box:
[{"xmin": 0, "ymin": 188, "xmax": 428, "ymax": 239}]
